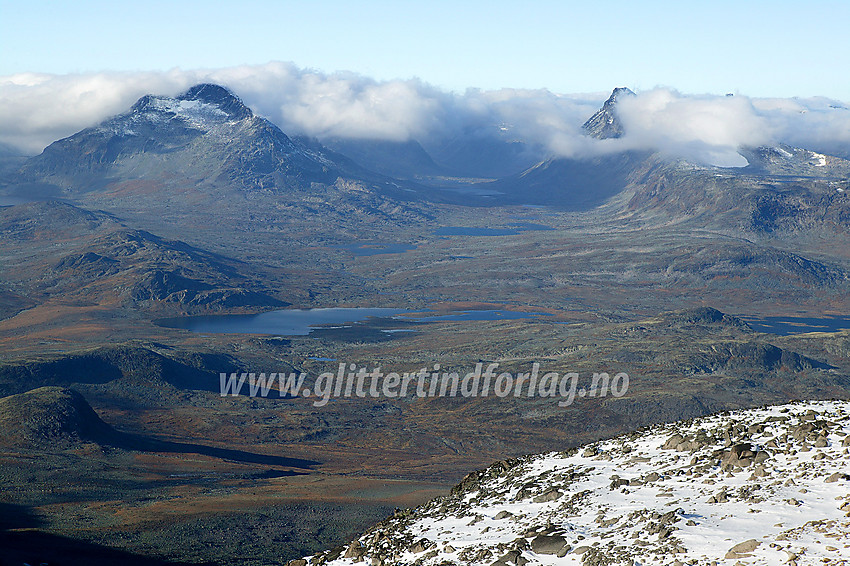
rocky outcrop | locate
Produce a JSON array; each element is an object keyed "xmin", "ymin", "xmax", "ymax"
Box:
[{"xmin": 298, "ymin": 401, "xmax": 850, "ymax": 566}]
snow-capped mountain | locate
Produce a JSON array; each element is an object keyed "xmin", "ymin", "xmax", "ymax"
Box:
[
  {"xmin": 739, "ymin": 144, "xmax": 850, "ymax": 179},
  {"xmin": 297, "ymin": 401, "xmax": 850, "ymax": 566},
  {"xmin": 12, "ymin": 83, "xmax": 385, "ymax": 195}
]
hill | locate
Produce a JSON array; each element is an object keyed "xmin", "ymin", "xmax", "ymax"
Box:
[
  {"xmin": 0, "ymin": 386, "xmax": 115, "ymax": 448},
  {"xmin": 0, "ymin": 200, "xmax": 288, "ymax": 316}
]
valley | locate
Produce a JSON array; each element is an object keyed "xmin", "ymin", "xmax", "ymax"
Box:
[{"xmin": 0, "ymin": 84, "xmax": 849, "ymax": 565}]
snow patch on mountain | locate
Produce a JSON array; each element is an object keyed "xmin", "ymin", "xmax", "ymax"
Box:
[
  {"xmin": 298, "ymin": 401, "xmax": 850, "ymax": 566},
  {"xmin": 145, "ymin": 96, "xmax": 230, "ymax": 124},
  {"xmin": 95, "ymin": 93, "xmax": 236, "ymax": 137},
  {"xmin": 808, "ymin": 151, "xmax": 828, "ymax": 167}
]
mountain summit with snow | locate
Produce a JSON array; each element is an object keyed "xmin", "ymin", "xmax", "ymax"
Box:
[
  {"xmin": 298, "ymin": 401, "xmax": 850, "ymax": 566},
  {"xmin": 13, "ymin": 83, "xmax": 379, "ymax": 195},
  {"xmin": 129, "ymin": 83, "xmax": 255, "ymax": 122},
  {"xmin": 175, "ymin": 83, "xmax": 255, "ymax": 120},
  {"xmin": 581, "ymin": 87, "xmax": 635, "ymax": 140}
]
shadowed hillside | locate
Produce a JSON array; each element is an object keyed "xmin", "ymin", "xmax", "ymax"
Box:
[{"xmin": 0, "ymin": 386, "xmax": 115, "ymax": 448}]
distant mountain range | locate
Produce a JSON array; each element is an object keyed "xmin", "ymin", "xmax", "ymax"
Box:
[
  {"xmin": 3, "ymin": 83, "xmax": 849, "ymax": 224},
  {"xmin": 0, "ymin": 83, "xmax": 847, "ymax": 318}
]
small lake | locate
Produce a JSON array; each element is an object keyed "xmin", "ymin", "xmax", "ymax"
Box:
[
  {"xmin": 333, "ymin": 242, "xmax": 418, "ymax": 256},
  {"xmin": 742, "ymin": 315, "xmax": 850, "ymax": 336},
  {"xmin": 415, "ymin": 309, "xmax": 552, "ymax": 322},
  {"xmin": 434, "ymin": 223, "xmax": 552, "ymax": 237},
  {"xmin": 0, "ymin": 195, "xmax": 39, "ymax": 206},
  {"xmin": 158, "ymin": 307, "xmax": 552, "ymax": 336},
  {"xmin": 158, "ymin": 308, "xmax": 412, "ymax": 335}
]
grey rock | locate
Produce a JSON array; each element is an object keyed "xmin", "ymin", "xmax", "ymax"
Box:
[
  {"xmin": 533, "ymin": 489, "xmax": 562, "ymax": 503},
  {"xmin": 530, "ymin": 534, "xmax": 568, "ymax": 555},
  {"xmin": 725, "ymin": 539, "xmax": 760, "ymax": 559}
]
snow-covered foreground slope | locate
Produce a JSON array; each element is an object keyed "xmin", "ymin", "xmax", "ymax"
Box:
[{"xmin": 296, "ymin": 401, "xmax": 850, "ymax": 566}]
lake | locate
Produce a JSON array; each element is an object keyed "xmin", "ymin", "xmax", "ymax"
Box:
[
  {"xmin": 157, "ymin": 307, "xmax": 412, "ymax": 335},
  {"xmin": 158, "ymin": 307, "xmax": 552, "ymax": 336},
  {"xmin": 742, "ymin": 315, "xmax": 850, "ymax": 336},
  {"xmin": 434, "ymin": 223, "xmax": 552, "ymax": 237},
  {"xmin": 333, "ymin": 242, "xmax": 418, "ymax": 256}
]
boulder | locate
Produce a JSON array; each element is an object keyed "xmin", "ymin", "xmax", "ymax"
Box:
[
  {"xmin": 530, "ymin": 534, "xmax": 568, "ymax": 555},
  {"xmin": 533, "ymin": 489, "xmax": 562, "ymax": 503},
  {"xmin": 725, "ymin": 539, "xmax": 760, "ymax": 559},
  {"xmin": 344, "ymin": 540, "xmax": 365, "ymax": 559}
]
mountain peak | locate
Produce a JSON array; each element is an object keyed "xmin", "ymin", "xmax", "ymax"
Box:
[
  {"xmin": 176, "ymin": 83, "xmax": 253, "ymax": 120},
  {"xmin": 582, "ymin": 86, "xmax": 635, "ymax": 140},
  {"xmin": 607, "ymin": 86, "xmax": 635, "ymax": 102},
  {"xmin": 16, "ymin": 82, "xmax": 366, "ymax": 194},
  {"xmin": 126, "ymin": 83, "xmax": 253, "ymax": 122}
]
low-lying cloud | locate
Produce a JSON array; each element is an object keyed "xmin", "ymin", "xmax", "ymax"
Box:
[
  {"xmin": 614, "ymin": 91, "xmax": 772, "ymax": 166},
  {"xmin": 1, "ymin": 62, "xmax": 849, "ymax": 168}
]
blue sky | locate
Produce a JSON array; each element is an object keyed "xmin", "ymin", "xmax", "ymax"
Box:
[{"xmin": 2, "ymin": 0, "xmax": 849, "ymax": 99}]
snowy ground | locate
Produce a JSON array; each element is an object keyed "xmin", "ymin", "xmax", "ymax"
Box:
[{"xmin": 298, "ymin": 400, "xmax": 850, "ymax": 566}]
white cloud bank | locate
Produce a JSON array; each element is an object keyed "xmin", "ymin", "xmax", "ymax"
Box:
[{"xmin": 1, "ymin": 62, "xmax": 849, "ymax": 167}]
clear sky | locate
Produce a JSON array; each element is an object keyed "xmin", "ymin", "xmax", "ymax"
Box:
[{"xmin": 1, "ymin": 0, "xmax": 849, "ymax": 99}]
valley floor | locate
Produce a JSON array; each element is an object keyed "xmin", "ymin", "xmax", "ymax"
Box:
[{"xmin": 1, "ymin": 197, "xmax": 850, "ymax": 564}]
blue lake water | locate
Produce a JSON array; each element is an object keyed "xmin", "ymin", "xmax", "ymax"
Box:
[
  {"xmin": 157, "ymin": 308, "xmax": 412, "ymax": 335},
  {"xmin": 434, "ymin": 223, "xmax": 552, "ymax": 237},
  {"xmin": 0, "ymin": 195, "xmax": 38, "ymax": 206},
  {"xmin": 415, "ymin": 309, "xmax": 552, "ymax": 322},
  {"xmin": 162, "ymin": 308, "xmax": 850, "ymax": 338},
  {"xmin": 741, "ymin": 316, "xmax": 850, "ymax": 336},
  {"xmin": 158, "ymin": 307, "xmax": 552, "ymax": 336},
  {"xmin": 334, "ymin": 242, "xmax": 418, "ymax": 256}
]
